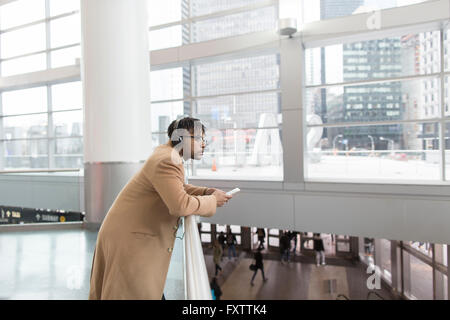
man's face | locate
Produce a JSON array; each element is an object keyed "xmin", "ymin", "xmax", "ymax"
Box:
[
  {"xmin": 181, "ymin": 131, "xmax": 206, "ymax": 160},
  {"xmin": 190, "ymin": 133, "xmax": 206, "ymax": 160}
]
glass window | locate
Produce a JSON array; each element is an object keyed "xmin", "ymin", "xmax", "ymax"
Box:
[
  {"xmin": 269, "ymin": 229, "xmax": 279, "ymax": 235},
  {"xmin": 3, "ymin": 114, "xmax": 48, "ymax": 139},
  {"xmin": 54, "ymin": 137, "xmax": 83, "ymax": 168},
  {"xmin": 380, "ymin": 239, "xmax": 391, "ymax": 283},
  {"xmin": 216, "ymin": 224, "xmax": 227, "ymax": 233},
  {"xmin": 147, "ymin": 0, "xmax": 182, "ymax": 27},
  {"xmin": 1, "ymin": 23, "xmax": 46, "ymax": 58},
  {"xmin": 190, "ymin": 0, "xmax": 268, "ymax": 17},
  {"xmin": 51, "ymin": 45, "xmax": 81, "ymax": 68},
  {"xmin": 50, "ymin": 0, "xmax": 80, "ymax": 17},
  {"xmin": 409, "ymin": 241, "xmax": 433, "ymax": 257},
  {"xmin": 193, "ymin": 92, "xmax": 281, "ymax": 130},
  {"xmin": 192, "ymin": 54, "xmax": 280, "ymax": 97},
  {"xmin": 201, "ymin": 223, "xmax": 211, "ymax": 232},
  {"xmin": 50, "ymin": 14, "xmax": 81, "ymax": 48},
  {"xmin": 0, "ymin": 0, "xmax": 45, "ymax": 30},
  {"xmin": 403, "ymin": 251, "xmax": 433, "ymax": 300},
  {"xmin": 151, "ymin": 68, "xmax": 184, "ymax": 102},
  {"xmin": 151, "ymin": 101, "xmax": 185, "ymax": 133},
  {"xmin": 2, "ymin": 87, "xmax": 47, "ymax": 116},
  {"xmin": 306, "ymin": 122, "xmax": 441, "ymax": 181},
  {"xmin": 269, "ymin": 236, "xmax": 279, "ymax": 247},
  {"xmin": 305, "ymin": 31, "xmax": 440, "ymax": 87},
  {"xmin": 445, "ymin": 29, "xmax": 450, "ymax": 72},
  {"xmin": 301, "ymin": 0, "xmax": 429, "ymax": 24},
  {"xmin": 151, "ymin": 133, "xmax": 168, "ymax": 152},
  {"xmin": 52, "ymin": 110, "xmax": 83, "ymax": 137},
  {"xmin": 230, "ymin": 225, "xmax": 241, "ymax": 233},
  {"xmin": 201, "ymin": 233, "xmax": 211, "ymax": 243},
  {"xmin": 445, "ymin": 123, "xmax": 450, "ymax": 181},
  {"xmin": 149, "ymin": 25, "xmax": 183, "ymax": 51},
  {"xmin": 4, "ymin": 139, "xmax": 48, "ymax": 157},
  {"xmin": 4, "ymin": 139, "xmax": 48, "ymax": 169},
  {"xmin": 306, "ymin": 79, "xmax": 440, "ymax": 125},
  {"xmin": 191, "ymin": 6, "xmax": 277, "ymax": 43},
  {"xmin": 1, "ymin": 53, "xmax": 47, "ymax": 77},
  {"xmin": 193, "ymin": 127, "xmax": 283, "ymax": 180},
  {"xmin": 51, "ymin": 82, "xmax": 82, "ymax": 111}
]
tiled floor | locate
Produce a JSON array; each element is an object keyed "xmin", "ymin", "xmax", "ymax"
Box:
[
  {"xmin": 0, "ymin": 228, "xmax": 395, "ymax": 300},
  {"xmin": 0, "ymin": 229, "xmax": 97, "ymax": 300}
]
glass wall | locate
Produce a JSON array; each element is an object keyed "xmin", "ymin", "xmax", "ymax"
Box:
[
  {"xmin": 305, "ymin": 27, "xmax": 450, "ymax": 182},
  {"xmin": 0, "ymin": 0, "xmax": 80, "ymax": 77},
  {"xmin": 147, "ymin": 0, "xmax": 278, "ymax": 51},
  {"xmin": 0, "ymin": 0, "xmax": 82, "ymax": 170},
  {"xmin": 1, "ymin": 81, "xmax": 83, "ymax": 169},
  {"xmin": 301, "ymin": 0, "xmax": 430, "ymax": 24},
  {"xmin": 150, "ymin": 53, "xmax": 282, "ymax": 180}
]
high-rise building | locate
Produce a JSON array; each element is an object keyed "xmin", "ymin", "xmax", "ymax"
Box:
[{"xmin": 319, "ymin": 0, "xmax": 404, "ymax": 151}]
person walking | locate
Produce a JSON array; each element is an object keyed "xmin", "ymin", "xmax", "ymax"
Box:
[
  {"xmin": 226, "ymin": 230, "xmax": 238, "ymax": 260},
  {"xmin": 257, "ymin": 228, "xmax": 266, "ymax": 250},
  {"xmin": 289, "ymin": 231, "xmax": 299, "ymax": 254},
  {"xmin": 88, "ymin": 117, "xmax": 232, "ymax": 300},
  {"xmin": 250, "ymin": 248, "xmax": 268, "ymax": 286},
  {"xmin": 213, "ymin": 238, "xmax": 223, "ymax": 276},
  {"xmin": 313, "ymin": 233, "xmax": 326, "ymax": 266},
  {"xmin": 279, "ymin": 231, "xmax": 291, "ymax": 264},
  {"xmin": 218, "ymin": 231, "xmax": 226, "ymax": 261}
]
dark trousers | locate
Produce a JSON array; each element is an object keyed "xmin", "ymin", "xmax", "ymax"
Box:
[
  {"xmin": 251, "ymin": 266, "xmax": 265, "ymax": 282},
  {"xmin": 215, "ymin": 263, "xmax": 222, "ymax": 276},
  {"xmin": 162, "ymin": 294, "xmax": 165, "ymax": 300}
]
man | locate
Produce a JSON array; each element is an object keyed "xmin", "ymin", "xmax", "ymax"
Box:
[{"xmin": 89, "ymin": 117, "xmax": 232, "ymax": 299}]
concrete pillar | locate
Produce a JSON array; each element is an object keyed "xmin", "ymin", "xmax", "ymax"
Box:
[
  {"xmin": 81, "ymin": 0, "xmax": 151, "ymax": 227},
  {"xmin": 435, "ymin": 244, "xmax": 445, "ymax": 300},
  {"xmin": 240, "ymin": 227, "xmax": 252, "ymax": 252},
  {"xmin": 280, "ymin": 37, "xmax": 304, "ymax": 186}
]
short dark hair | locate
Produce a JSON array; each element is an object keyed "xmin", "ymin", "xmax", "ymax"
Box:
[{"xmin": 167, "ymin": 117, "xmax": 206, "ymax": 147}]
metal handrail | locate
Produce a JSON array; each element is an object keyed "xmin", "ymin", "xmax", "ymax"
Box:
[
  {"xmin": 367, "ymin": 291, "xmax": 385, "ymax": 300},
  {"xmin": 184, "ymin": 215, "xmax": 212, "ymax": 300}
]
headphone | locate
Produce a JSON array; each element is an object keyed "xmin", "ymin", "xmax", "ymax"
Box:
[{"xmin": 173, "ymin": 119, "xmax": 182, "ymax": 144}]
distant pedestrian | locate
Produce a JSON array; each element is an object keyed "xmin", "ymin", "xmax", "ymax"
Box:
[
  {"xmin": 226, "ymin": 230, "xmax": 238, "ymax": 260},
  {"xmin": 313, "ymin": 233, "xmax": 326, "ymax": 266},
  {"xmin": 218, "ymin": 231, "xmax": 226, "ymax": 261},
  {"xmin": 250, "ymin": 248, "xmax": 268, "ymax": 286},
  {"xmin": 213, "ymin": 238, "xmax": 223, "ymax": 276},
  {"xmin": 289, "ymin": 231, "xmax": 299, "ymax": 253},
  {"xmin": 257, "ymin": 228, "xmax": 266, "ymax": 250},
  {"xmin": 279, "ymin": 231, "xmax": 291, "ymax": 264}
]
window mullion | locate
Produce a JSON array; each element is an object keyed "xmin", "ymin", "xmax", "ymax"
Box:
[{"xmin": 440, "ymin": 27, "xmax": 446, "ymax": 181}]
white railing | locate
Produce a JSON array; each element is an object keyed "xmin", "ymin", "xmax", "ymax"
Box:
[
  {"xmin": 184, "ymin": 215, "xmax": 212, "ymax": 300},
  {"xmin": 183, "ymin": 160, "xmax": 212, "ymax": 300}
]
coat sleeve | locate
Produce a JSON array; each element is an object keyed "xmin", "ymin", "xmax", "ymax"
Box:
[
  {"xmin": 184, "ymin": 184, "xmax": 209, "ymax": 196},
  {"xmin": 151, "ymin": 158, "xmax": 217, "ymax": 217}
]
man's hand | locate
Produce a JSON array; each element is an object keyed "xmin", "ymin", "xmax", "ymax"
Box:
[
  {"xmin": 212, "ymin": 190, "xmax": 232, "ymax": 207},
  {"xmin": 205, "ymin": 188, "xmax": 219, "ymax": 195}
]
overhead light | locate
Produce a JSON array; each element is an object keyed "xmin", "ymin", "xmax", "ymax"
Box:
[{"xmin": 278, "ymin": 18, "xmax": 297, "ymax": 38}]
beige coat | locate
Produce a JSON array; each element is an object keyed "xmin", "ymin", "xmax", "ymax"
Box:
[{"xmin": 88, "ymin": 143, "xmax": 217, "ymax": 300}]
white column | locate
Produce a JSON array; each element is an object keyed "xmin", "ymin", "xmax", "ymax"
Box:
[
  {"xmin": 81, "ymin": 0, "xmax": 151, "ymax": 226},
  {"xmin": 280, "ymin": 37, "xmax": 304, "ymax": 187}
]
